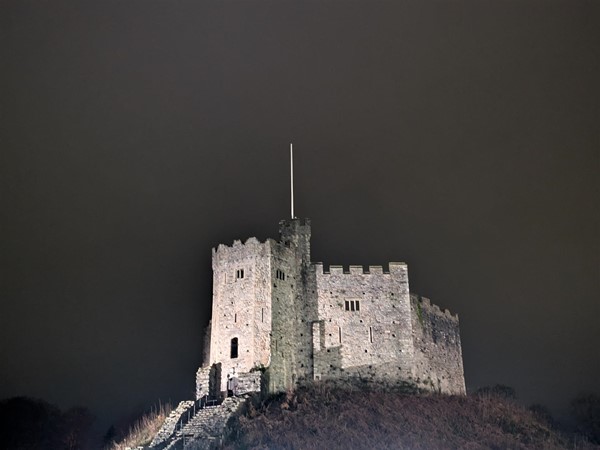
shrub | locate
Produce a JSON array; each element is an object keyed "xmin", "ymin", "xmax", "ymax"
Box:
[
  {"xmin": 475, "ymin": 384, "xmax": 517, "ymax": 400},
  {"xmin": 106, "ymin": 402, "xmax": 172, "ymax": 450}
]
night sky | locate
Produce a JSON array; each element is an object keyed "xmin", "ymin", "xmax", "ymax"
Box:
[{"xmin": 1, "ymin": 0, "xmax": 598, "ymax": 431}]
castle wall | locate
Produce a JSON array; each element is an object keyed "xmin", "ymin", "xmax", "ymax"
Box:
[
  {"xmin": 311, "ymin": 262, "xmax": 415, "ymax": 382},
  {"xmin": 200, "ymin": 217, "xmax": 465, "ymax": 399},
  {"xmin": 209, "ymin": 238, "xmax": 273, "ymax": 392},
  {"xmin": 410, "ymin": 294, "xmax": 466, "ymax": 394},
  {"xmin": 196, "ymin": 366, "xmax": 210, "ymax": 399},
  {"xmin": 267, "ymin": 219, "xmax": 314, "ymax": 393},
  {"xmin": 265, "ymin": 241, "xmax": 299, "ymax": 392}
]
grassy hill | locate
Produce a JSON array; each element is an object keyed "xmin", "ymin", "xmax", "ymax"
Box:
[{"xmin": 222, "ymin": 381, "xmax": 598, "ymax": 450}]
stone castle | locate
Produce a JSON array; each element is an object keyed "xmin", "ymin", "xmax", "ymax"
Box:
[
  {"xmin": 150, "ymin": 217, "xmax": 466, "ymax": 448},
  {"xmin": 195, "ymin": 218, "xmax": 466, "ymax": 399}
]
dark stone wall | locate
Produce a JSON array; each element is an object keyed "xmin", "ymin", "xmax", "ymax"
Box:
[{"xmin": 410, "ymin": 294, "xmax": 466, "ymax": 394}]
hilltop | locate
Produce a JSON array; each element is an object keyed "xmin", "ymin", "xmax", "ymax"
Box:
[{"xmin": 219, "ymin": 382, "xmax": 598, "ymax": 450}]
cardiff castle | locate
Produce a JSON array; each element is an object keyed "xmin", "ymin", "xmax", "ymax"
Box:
[
  {"xmin": 150, "ymin": 217, "xmax": 466, "ymax": 448},
  {"xmin": 195, "ymin": 217, "xmax": 466, "ymax": 399}
]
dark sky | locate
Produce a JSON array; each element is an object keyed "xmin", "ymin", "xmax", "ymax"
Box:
[{"xmin": 1, "ymin": 0, "xmax": 598, "ymax": 431}]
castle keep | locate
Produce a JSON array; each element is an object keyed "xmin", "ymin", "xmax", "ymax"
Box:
[{"xmin": 196, "ymin": 218, "xmax": 466, "ymax": 398}]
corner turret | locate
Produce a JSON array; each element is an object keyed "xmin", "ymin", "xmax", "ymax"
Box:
[{"xmin": 278, "ymin": 218, "xmax": 311, "ymax": 266}]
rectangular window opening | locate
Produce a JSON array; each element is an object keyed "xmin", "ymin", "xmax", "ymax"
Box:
[
  {"xmin": 339, "ymin": 327, "xmax": 342, "ymax": 343},
  {"xmin": 230, "ymin": 337, "xmax": 239, "ymax": 359},
  {"xmin": 369, "ymin": 326, "xmax": 373, "ymax": 343},
  {"xmin": 345, "ymin": 300, "xmax": 361, "ymax": 312}
]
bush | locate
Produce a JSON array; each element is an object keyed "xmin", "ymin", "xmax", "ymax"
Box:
[
  {"xmin": 475, "ymin": 384, "xmax": 517, "ymax": 400},
  {"xmin": 106, "ymin": 402, "xmax": 172, "ymax": 450}
]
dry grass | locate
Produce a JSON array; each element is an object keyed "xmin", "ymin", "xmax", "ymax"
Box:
[
  {"xmin": 106, "ymin": 402, "xmax": 172, "ymax": 450},
  {"xmin": 224, "ymin": 382, "xmax": 599, "ymax": 450}
]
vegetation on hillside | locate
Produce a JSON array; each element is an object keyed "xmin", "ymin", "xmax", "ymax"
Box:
[
  {"xmin": 223, "ymin": 382, "xmax": 600, "ymax": 450},
  {"xmin": 1, "ymin": 388, "xmax": 598, "ymax": 449},
  {"xmin": 104, "ymin": 402, "xmax": 172, "ymax": 450}
]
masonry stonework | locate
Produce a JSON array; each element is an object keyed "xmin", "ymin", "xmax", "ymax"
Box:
[{"xmin": 199, "ymin": 218, "xmax": 466, "ymax": 398}]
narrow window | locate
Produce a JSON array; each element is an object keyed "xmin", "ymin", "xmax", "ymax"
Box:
[
  {"xmin": 261, "ymin": 308, "xmax": 264, "ymax": 323},
  {"xmin": 369, "ymin": 326, "xmax": 373, "ymax": 343},
  {"xmin": 236, "ymin": 269, "xmax": 244, "ymax": 279},
  {"xmin": 230, "ymin": 337, "xmax": 238, "ymax": 359},
  {"xmin": 344, "ymin": 300, "xmax": 360, "ymax": 312},
  {"xmin": 339, "ymin": 327, "xmax": 342, "ymax": 343},
  {"xmin": 234, "ymin": 313, "xmax": 237, "ymax": 323}
]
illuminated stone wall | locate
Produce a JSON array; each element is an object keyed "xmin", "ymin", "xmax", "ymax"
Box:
[{"xmin": 208, "ymin": 237, "xmax": 273, "ymax": 393}]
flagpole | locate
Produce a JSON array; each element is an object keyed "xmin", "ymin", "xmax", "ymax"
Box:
[{"xmin": 290, "ymin": 143, "xmax": 294, "ymax": 219}]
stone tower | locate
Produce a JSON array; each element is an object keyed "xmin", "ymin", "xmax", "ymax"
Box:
[{"xmin": 203, "ymin": 218, "xmax": 312, "ymax": 395}]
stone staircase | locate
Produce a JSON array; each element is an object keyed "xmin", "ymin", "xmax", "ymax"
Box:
[
  {"xmin": 150, "ymin": 400, "xmax": 195, "ymax": 448},
  {"xmin": 180, "ymin": 396, "xmax": 248, "ymax": 449},
  {"xmin": 149, "ymin": 395, "xmax": 250, "ymax": 450}
]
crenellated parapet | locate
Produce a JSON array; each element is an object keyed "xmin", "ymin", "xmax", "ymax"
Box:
[
  {"xmin": 212, "ymin": 236, "xmax": 271, "ymax": 255},
  {"xmin": 411, "ymin": 294, "xmax": 459, "ymax": 321},
  {"xmin": 279, "ymin": 217, "xmax": 311, "ymax": 228},
  {"xmin": 314, "ymin": 262, "xmax": 408, "ymax": 277},
  {"xmin": 410, "ymin": 293, "xmax": 465, "ymax": 394}
]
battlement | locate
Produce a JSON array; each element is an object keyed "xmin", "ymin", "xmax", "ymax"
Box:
[
  {"xmin": 212, "ymin": 237, "xmax": 273, "ymax": 255},
  {"xmin": 412, "ymin": 294, "xmax": 459, "ymax": 320},
  {"xmin": 314, "ymin": 262, "xmax": 407, "ymax": 276},
  {"xmin": 279, "ymin": 217, "xmax": 311, "ymax": 227}
]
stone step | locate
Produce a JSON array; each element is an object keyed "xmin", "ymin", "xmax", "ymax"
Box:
[{"xmin": 150, "ymin": 395, "xmax": 250, "ymax": 450}]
